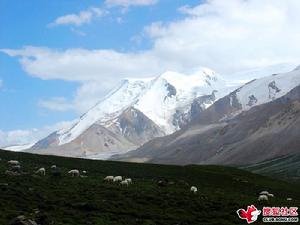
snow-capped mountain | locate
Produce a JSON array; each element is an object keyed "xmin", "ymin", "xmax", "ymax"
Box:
[
  {"xmin": 29, "ymin": 68, "xmax": 228, "ymax": 158},
  {"xmin": 232, "ymin": 66, "xmax": 300, "ymax": 111},
  {"xmin": 113, "ymin": 66, "xmax": 300, "ymax": 165},
  {"xmin": 58, "ymin": 68, "xmax": 226, "ymax": 144},
  {"xmin": 187, "ymin": 66, "xmax": 300, "ymax": 125}
]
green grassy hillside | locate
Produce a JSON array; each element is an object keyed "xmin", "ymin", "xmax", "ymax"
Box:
[
  {"xmin": 242, "ymin": 153, "xmax": 300, "ymax": 182},
  {"xmin": 0, "ymin": 150, "xmax": 299, "ymax": 225}
]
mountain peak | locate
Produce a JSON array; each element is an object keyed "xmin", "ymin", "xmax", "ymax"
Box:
[
  {"xmin": 56, "ymin": 68, "xmax": 226, "ymax": 145},
  {"xmin": 293, "ymin": 64, "xmax": 300, "ymax": 71}
]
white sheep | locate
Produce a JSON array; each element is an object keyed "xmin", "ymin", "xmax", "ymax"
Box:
[
  {"xmin": 259, "ymin": 191, "xmax": 269, "ymax": 195},
  {"xmin": 82, "ymin": 170, "xmax": 87, "ymax": 174},
  {"xmin": 11, "ymin": 165, "xmax": 21, "ymax": 172},
  {"xmin": 258, "ymin": 194, "xmax": 269, "ymax": 201},
  {"xmin": 120, "ymin": 180, "xmax": 129, "ymax": 186},
  {"xmin": 268, "ymin": 193, "xmax": 274, "ymax": 198},
  {"xmin": 36, "ymin": 168, "xmax": 46, "ymax": 176},
  {"xmin": 104, "ymin": 176, "xmax": 114, "ymax": 182},
  {"xmin": 8, "ymin": 160, "xmax": 20, "ymax": 166},
  {"xmin": 68, "ymin": 169, "xmax": 80, "ymax": 177},
  {"xmin": 113, "ymin": 176, "xmax": 122, "ymax": 182},
  {"xmin": 287, "ymin": 198, "xmax": 292, "ymax": 201},
  {"xmin": 125, "ymin": 178, "xmax": 132, "ymax": 184},
  {"xmin": 51, "ymin": 165, "xmax": 57, "ymax": 169},
  {"xmin": 190, "ymin": 186, "xmax": 197, "ymax": 194}
]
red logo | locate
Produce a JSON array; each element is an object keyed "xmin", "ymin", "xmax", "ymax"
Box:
[{"xmin": 237, "ymin": 205, "xmax": 261, "ymax": 224}]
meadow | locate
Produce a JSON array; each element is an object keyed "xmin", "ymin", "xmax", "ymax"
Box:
[{"xmin": 0, "ymin": 150, "xmax": 299, "ymax": 225}]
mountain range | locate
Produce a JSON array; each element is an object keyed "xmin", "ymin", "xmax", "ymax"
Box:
[
  {"xmin": 27, "ymin": 68, "xmax": 229, "ymax": 158},
  {"xmin": 5, "ymin": 64, "xmax": 300, "ymax": 168},
  {"xmin": 113, "ymin": 67, "xmax": 300, "ymax": 165}
]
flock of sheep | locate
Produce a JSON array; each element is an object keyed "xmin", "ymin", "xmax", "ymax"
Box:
[
  {"xmin": 5, "ymin": 159, "xmax": 199, "ymax": 193},
  {"xmin": 257, "ymin": 190, "xmax": 293, "ymax": 201},
  {"xmin": 4, "ymin": 159, "xmax": 294, "ymax": 200},
  {"xmin": 103, "ymin": 176, "xmax": 132, "ymax": 186}
]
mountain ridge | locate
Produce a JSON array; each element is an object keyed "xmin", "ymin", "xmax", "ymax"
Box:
[{"xmin": 112, "ymin": 68, "xmax": 300, "ymax": 165}]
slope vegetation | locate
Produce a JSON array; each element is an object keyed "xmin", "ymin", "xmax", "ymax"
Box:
[{"xmin": 0, "ymin": 150, "xmax": 299, "ymax": 225}]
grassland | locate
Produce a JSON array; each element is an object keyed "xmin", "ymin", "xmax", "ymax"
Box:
[
  {"xmin": 242, "ymin": 153, "xmax": 300, "ymax": 182},
  {"xmin": 0, "ymin": 150, "xmax": 299, "ymax": 225}
]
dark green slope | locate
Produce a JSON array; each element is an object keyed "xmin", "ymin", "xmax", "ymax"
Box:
[
  {"xmin": 242, "ymin": 153, "xmax": 300, "ymax": 182},
  {"xmin": 0, "ymin": 150, "xmax": 299, "ymax": 225}
]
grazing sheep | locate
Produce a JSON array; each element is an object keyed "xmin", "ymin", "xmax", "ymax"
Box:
[
  {"xmin": 36, "ymin": 168, "xmax": 46, "ymax": 176},
  {"xmin": 268, "ymin": 193, "xmax": 274, "ymax": 198},
  {"xmin": 5, "ymin": 170, "xmax": 20, "ymax": 176},
  {"xmin": 68, "ymin": 169, "xmax": 80, "ymax": 177},
  {"xmin": 104, "ymin": 176, "xmax": 114, "ymax": 182},
  {"xmin": 82, "ymin": 170, "xmax": 87, "ymax": 174},
  {"xmin": 8, "ymin": 160, "xmax": 20, "ymax": 166},
  {"xmin": 113, "ymin": 176, "xmax": 122, "ymax": 182},
  {"xmin": 157, "ymin": 179, "xmax": 168, "ymax": 187},
  {"xmin": 125, "ymin": 178, "xmax": 132, "ymax": 184},
  {"xmin": 190, "ymin": 186, "xmax": 197, "ymax": 194},
  {"xmin": 51, "ymin": 165, "xmax": 56, "ymax": 169},
  {"xmin": 11, "ymin": 165, "xmax": 21, "ymax": 173},
  {"xmin": 258, "ymin": 194, "xmax": 269, "ymax": 201},
  {"xmin": 120, "ymin": 180, "xmax": 129, "ymax": 186},
  {"xmin": 259, "ymin": 191, "xmax": 269, "ymax": 195},
  {"xmin": 287, "ymin": 198, "xmax": 292, "ymax": 201}
]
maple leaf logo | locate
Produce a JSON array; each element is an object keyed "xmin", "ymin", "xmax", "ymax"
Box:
[{"xmin": 237, "ymin": 205, "xmax": 261, "ymax": 224}]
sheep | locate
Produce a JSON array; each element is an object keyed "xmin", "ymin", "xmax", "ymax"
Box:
[
  {"xmin": 51, "ymin": 165, "xmax": 57, "ymax": 169},
  {"xmin": 5, "ymin": 170, "xmax": 20, "ymax": 176},
  {"xmin": 11, "ymin": 165, "xmax": 21, "ymax": 173},
  {"xmin": 104, "ymin": 176, "xmax": 114, "ymax": 182},
  {"xmin": 259, "ymin": 191, "xmax": 269, "ymax": 195},
  {"xmin": 287, "ymin": 198, "xmax": 292, "ymax": 201},
  {"xmin": 120, "ymin": 180, "xmax": 129, "ymax": 186},
  {"xmin": 258, "ymin": 194, "xmax": 269, "ymax": 201},
  {"xmin": 68, "ymin": 169, "xmax": 80, "ymax": 177},
  {"xmin": 82, "ymin": 170, "xmax": 87, "ymax": 174},
  {"xmin": 125, "ymin": 178, "xmax": 132, "ymax": 184},
  {"xmin": 190, "ymin": 186, "xmax": 198, "ymax": 194},
  {"xmin": 157, "ymin": 179, "xmax": 168, "ymax": 187},
  {"xmin": 268, "ymin": 193, "xmax": 274, "ymax": 198},
  {"xmin": 113, "ymin": 176, "xmax": 122, "ymax": 182},
  {"xmin": 8, "ymin": 160, "xmax": 20, "ymax": 166},
  {"xmin": 36, "ymin": 168, "xmax": 46, "ymax": 176}
]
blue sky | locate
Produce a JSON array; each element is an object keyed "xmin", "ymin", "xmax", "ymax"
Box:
[{"xmin": 1, "ymin": 0, "xmax": 300, "ymax": 146}]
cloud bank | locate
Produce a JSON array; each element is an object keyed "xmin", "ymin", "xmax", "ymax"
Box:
[{"xmin": 4, "ymin": 0, "xmax": 300, "ymax": 81}]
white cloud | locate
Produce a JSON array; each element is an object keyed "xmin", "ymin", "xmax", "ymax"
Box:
[
  {"xmin": 2, "ymin": 0, "xmax": 300, "ymax": 115},
  {"xmin": 105, "ymin": 0, "xmax": 158, "ymax": 7},
  {"xmin": 0, "ymin": 79, "xmax": 3, "ymax": 89},
  {"xmin": 39, "ymin": 97, "xmax": 74, "ymax": 112},
  {"xmin": 0, "ymin": 46, "xmax": 161, "ymax": 81},
  {"xmin": 49, "ymin": 7, "xmax": 107, "ymax": 27},
  {"xmin": 0, "ymin": 120, "xmax": 75, "ymax": 147},
  {"xmin": 4, "ymin": 0, "xmax": 300, "ymax": 78}
]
